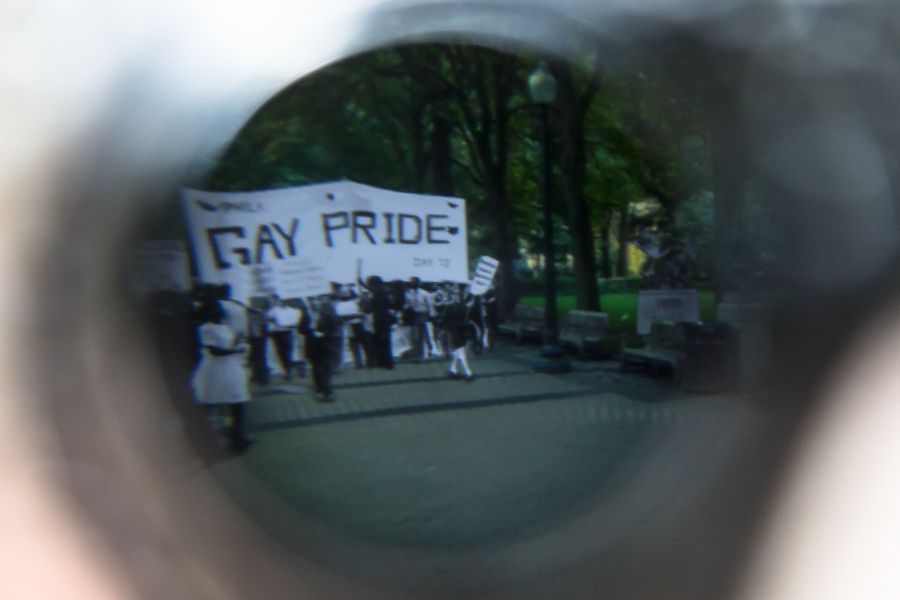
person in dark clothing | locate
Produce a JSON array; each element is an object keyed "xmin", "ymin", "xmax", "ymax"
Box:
[
  {"xmin": 300, "ymin": 297, "xmax": 340, "ymax": 401},
  {"xmin": 357, "ymin": 274, "xmax": 395, "ymax": 370},
  {"xmin": 246, "ymin": 296, "xmax": 271, "ymax": 385},
  {"xmin": 440, "ymin": 296, "xmax": 474, "ymax": 382}
]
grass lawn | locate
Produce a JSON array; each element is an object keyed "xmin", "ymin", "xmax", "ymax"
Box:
[{"xmin": 519, "ymin": 291, "xmax": 717, "ymax": 333}]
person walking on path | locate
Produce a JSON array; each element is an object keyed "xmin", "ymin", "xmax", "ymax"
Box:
[
  {"xmin": 440, "ymin": 297, "xmax": 474, "ymax": 382},
  {"xmin": 266, "ymin": 294, "xmax": 303, "ymax": 381},
  {"xmin": 246, "ymin": 297, "xmax": 271, "ymax": 385},
  {"xmin": 299, "ymin": 297, "xmax": 340, "ymax": 402},
  {"xmin": 191, "ymin": 301, "xmax": 254, "ymax": 453}
]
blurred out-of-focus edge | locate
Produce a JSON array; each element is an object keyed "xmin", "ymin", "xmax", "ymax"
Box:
[{"xmin": 1, "ymin": 1, "xmax": 899, "ymax": 599}]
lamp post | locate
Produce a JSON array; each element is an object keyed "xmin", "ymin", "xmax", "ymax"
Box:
[{"xmin": 528, "ymin": 61, "xmax": 571, "ymax": 373}]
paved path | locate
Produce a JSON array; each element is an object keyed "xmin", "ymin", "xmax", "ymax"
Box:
[
  {"xmin": 245, "ymin": 348, "xmax": 722, "ymax": 433},
  {"xmin": 204, "ymin": 344, "xmax": 767, "ymax": 597}
]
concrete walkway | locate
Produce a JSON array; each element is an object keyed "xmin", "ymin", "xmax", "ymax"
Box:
[
  {"xmin": 245, "ymin": 346, "xmax": 722, "ymax": 433},
  {"xmin": 205, "ymin": 343, "xmax": 768, "ymax": 597}
]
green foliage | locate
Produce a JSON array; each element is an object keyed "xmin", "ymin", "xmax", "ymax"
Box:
[{"xmin": 199, "ymin": 42, "xmax": 717, "ymax": 294}]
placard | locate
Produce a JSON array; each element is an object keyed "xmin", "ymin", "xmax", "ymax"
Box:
[{"xmin": 469, "ymin": 255, "xmax": 499, "ymax": 295}]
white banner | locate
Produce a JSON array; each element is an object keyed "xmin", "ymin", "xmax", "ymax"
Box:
[{"xmin": 182, "ymin": 181, "xmax": 468, "ymax": 301}]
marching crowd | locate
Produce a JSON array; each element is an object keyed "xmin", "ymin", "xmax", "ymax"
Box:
[{"xmin": 149, "ymin": 277, "xmax": 498, "ymax": 453}]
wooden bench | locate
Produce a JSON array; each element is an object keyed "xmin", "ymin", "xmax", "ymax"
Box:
[
  {"xmin": 621, "ymin": 320, "xmax": 686, "ymax": 378},
  {"xmin": 497, "ymin": 304, "xmax": 544, "ymax": 343},
  {"xmin": 560, "ymin": 310, "xmax": 615, "ymax": 358}
]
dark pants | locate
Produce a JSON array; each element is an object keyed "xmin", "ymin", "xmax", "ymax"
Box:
[
  {"xmin": 206, "ymin": 403, "xmax": 250, "ymax": 449},
  {"xmin": 373, "ymin": 327, "xmax": 393, "ymax": 369},
  {"xmin": 409, "ymin": 312, "xmax": 428, "ymax": 360},
  {"xmin": 308, "ymin": 338, "xmax": 334, "ymax": 396},
  {"xmin": 228, "ymin": 403, "xmax": 248, "ymax": 446},
  {"xmin": 248, "ymin": 335, "xmax": 270, "ymax": 385},
  {"xmin": 349, "ymin": 322, "xmax": 372, "ymax": 368},
  {"xmin": 270, "ymin": 330, "xmax": 295, "ymax": 379}
]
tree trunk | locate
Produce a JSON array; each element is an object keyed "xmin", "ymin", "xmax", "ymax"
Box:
[
  {"xmin": 553, "ymin": 62, "xmax": 600, "ymax": 311},
  {"xmin": 485, "ymin": 176, "xmax": 518, "ymax": 316},
  {"xmin": 430, "ymin": 112, "xmax": 454, "ymax": 195},
  {"xmin": 444, "ymin": 47, "xmax": 520, "ymax": 317},
  {"xmin": 410, "ymin": 103, "xmax": 428, "ymax": 192}
]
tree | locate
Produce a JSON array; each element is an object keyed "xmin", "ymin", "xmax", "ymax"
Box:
[
  {"xmin": 441, "ymin": 45, "xmax": 528, "ymax": 315},
  {"xmin": 551, "ymin": 53, "xmax": 603, "ymax": 310}
]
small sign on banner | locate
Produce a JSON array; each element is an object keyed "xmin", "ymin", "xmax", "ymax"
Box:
[{"xmin": 469, "ymin": 255, "xmax": 499, "ymax": 295}]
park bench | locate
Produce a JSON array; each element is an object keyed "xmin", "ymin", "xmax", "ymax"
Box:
[
  {"xmin": 620, "ymin": 320, "xmax": 686, "ymax": 378},
  {"xmin": 559, "ymin": 310, "xmax": 615, "ymax": 358},
  {"xmin": 497, "ymin": 304, "xmax": 544, "ymax": 344}
]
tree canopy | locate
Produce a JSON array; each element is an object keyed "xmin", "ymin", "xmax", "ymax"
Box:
[{"xmin": 203, "ymin": 42, "xmax": 738, "ymax": 313}]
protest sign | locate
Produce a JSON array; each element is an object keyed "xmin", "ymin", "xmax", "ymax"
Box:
[
  {"xmin": 182, "ymin": 181, "xmax": 468, "ymax": 301},
  {"xmin": 469, "ymin": 255, "xmax": 499, "ymax": 295}
]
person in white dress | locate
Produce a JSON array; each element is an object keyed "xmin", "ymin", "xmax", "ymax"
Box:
[
  {"xmin": 191, "ymin": 302, "xmax": 253, "ymax": 452},
  {"xmin": 217, "ymin": 284, "xmax": 248, "ymax": 343}
]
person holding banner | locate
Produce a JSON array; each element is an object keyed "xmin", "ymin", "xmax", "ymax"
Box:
[
  {"xmin": 345, "ymin": 285, "xmax": 373, "ymax": 368},
  {"xmin": 299, "ymin": 296, "xmax": 340, "ymax": 402},
  {"xmin": 404, "ymin": 277, "xmax": 432, "ymax": 362},
  {"xmin": 191, "ymin": 301, "xmax": 254, "ymax": 453},
  {"xmin": 358, "ymin": 262, "xmax": 395, "ymax": 370},
  {"xmin": 370, "ymin": 277, "xmax": 397, "ymax": 370},
  {"xmin": 246, "ymin": 298, "xmax": 271, "ymax": 386},
  {"xmin": 266, "ymin": 295, "xmax": 302, "ymax": 381}
]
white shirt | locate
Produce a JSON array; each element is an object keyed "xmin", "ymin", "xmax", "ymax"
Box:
[
  {"xmin": 267, "ymin": 305, "xmax": 300, "ymax": 330},
  {"xmin": 405, "ymin": 288, "xmax": 431, "ymax": 314}
]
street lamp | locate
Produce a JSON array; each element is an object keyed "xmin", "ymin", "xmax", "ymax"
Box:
[{"xmin": 528, "ymin": 61, "xmax": 571, "ymax": 374}]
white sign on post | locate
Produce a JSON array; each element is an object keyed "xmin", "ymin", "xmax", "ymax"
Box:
[
  {"xmin": 636, "ymin": 289, "xmax": 700, "ymax": 334},
  {"xmin": 182, "ymin": 181, "xmax": 468, "ymax": 301},
  {"xmin": 469, "ymin": 255, "xmax": 499, "ymax": 295}
]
